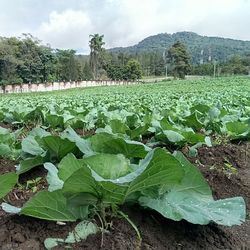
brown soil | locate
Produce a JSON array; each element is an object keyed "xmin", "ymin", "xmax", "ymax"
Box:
[
  {"xmin": 187, "ymin": 142, "xmax": 250, "ymax": 210},
  {"xmin": 74, "ymin": 128, "xmax": 96, "ymax": 137},
  {"xmin": 0, "ymin": 159, "xmax": 17, "ymax": 175},
  {"xmin": 8, "ymin": 166, "xmax": 48, "ymax": 208},
  {"xmin": 0, "ymin": 122, "xmax": 12, "ymax": 130},
  {"xmin": 0, "ymin": 122, "xmax": 22, "ymax": 131},
  {"xmin": 0, "ymin": 142, "xmax": 249, "ymax": 250}
]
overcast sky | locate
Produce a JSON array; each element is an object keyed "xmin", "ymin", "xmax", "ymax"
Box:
[{"xmin": 0, "ymin": 0, "xmax": 249, "ymax": 53}]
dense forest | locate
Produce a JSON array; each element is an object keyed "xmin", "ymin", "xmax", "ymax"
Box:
[
  {"xmin": 110, "ymin": 32, "xmax": 250, "ymax": 63},
  {"xmin": 0, "ymin": 32, "xmax": 250, "ymax": 85},
  {"xmin": 109, "ymin": 32, "xmax": 250, "ymax": 77},
  {"xmin": 0, "ymin": 34, "xmax": 91, "ymax": 85}
]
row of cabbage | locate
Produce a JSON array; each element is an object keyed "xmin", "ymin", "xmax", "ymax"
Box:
[
  {"xmin": 0, "ymin": 77, "xmax": 249, "ymax": 247},
  {"xmin": 0, "ymin": 78, "xmax": 249, "ymax": 159},
  {"xmin": 0, "ymin": 127, "xmax": 246, "ymax": 226}
]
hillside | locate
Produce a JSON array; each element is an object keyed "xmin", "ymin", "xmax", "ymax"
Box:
[{"xmin": 109, "ymin": 32, "xmax": 250, "ymax": 63}]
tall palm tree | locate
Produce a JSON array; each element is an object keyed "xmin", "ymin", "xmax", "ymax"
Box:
[{"xmin": 89, "ymin": 34, "xmax": 105, "ymax": 79}]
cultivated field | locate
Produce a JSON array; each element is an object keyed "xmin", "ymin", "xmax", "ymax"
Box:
[{"xmin": 0, "ymin": 77, "xmax": 249, "ymax": 249}]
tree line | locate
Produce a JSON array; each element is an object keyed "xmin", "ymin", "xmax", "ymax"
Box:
[
  {"xmin": 109, "ymin": 32, "xmax": 250, "ymax": 64},
  {"xmin": 0, "ymin": 33, "xmax": 249, "ymax": 85},
  {"xmin": 88, "ymin": 35, "xmax": 250, "ymax": 80},
  {"xmin": 0, "ymin": 34, "xmax": 94, "ymax": 85},
  {"xmin": 88, "ymin": 35, "xmax": 190, "ymax": 80},
  {"xmin": 191, "ymin": 54, "xmax": 250, "ymax": 77},
  {"xmin": 0, "ymin": 34, "xmax": 143, "ymax": 85}
]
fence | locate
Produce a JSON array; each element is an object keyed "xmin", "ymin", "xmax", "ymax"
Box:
[{"xmin": 0, "ymin": 80, "xmax": 139, "ymax": 94}]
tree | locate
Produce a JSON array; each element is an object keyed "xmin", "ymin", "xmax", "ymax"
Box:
[
  {"xmin": 55, "ymin": 49, "xmax": 81, "ymax": 81},
  {"xmin": 17, "ymin": 34, "xmax": 44, "ymax": 83},
  {"xmin": 0, "ymin": 37, "xmax": 22, "ymax": 84},
  {"xmin": 191, "ymin": 63, "xmax": 214, "ymax": 76},
  {"xmin": 39, "ymin": 46, "xmax": 57, "ymax": 82},
  {"xmin": 166, "ymin": 41, "xmax": 191, "ymax": 79},
  {"xmin": 106, "ymin": 58, "xmax": 142, "ymax": 81},
  {"xmin": 89, "ymin": 34, "xmax": 105, "ymax": 79},
  {"xmin": 124, "ymin": 59, "xmax": 142, "ymax": 80},
  {"xmin": 82, "ymin": 63, "xmax": 93, "ymax": 80},
  {"xmin": 106, "ymin": 64, "xmax": 124, "ymax": 80},
  {"xmin": 219, "ymin": 55, "xmax": 248, "ymax": 76}
]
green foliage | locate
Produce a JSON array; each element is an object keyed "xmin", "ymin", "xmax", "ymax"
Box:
[
  {"xmin": 89, "ymin": 34, "xmax": 105, "ymax": 79},
  {"xmin": 226, "ymin": 121, "xmax": 250, "ymax": 140},
  {"xmin": 0, "ymin": 34, "xmax": 88, "ymax": 84},
  {"xmin": 82, "ymin": 63, "xmax": 93, "ymax": 80},
  {"xmin": 21, "ymin": 191, "xmax": 87, "ymax": 221},
  {"xmin": 106, "ymin": 64, "xmax": 125, "ymax": 80},
  {"xmin": 166, "ymin": 41, "xmax": 191, "ymax": 79},
  {"xmin": 0, "ymin": 77, "xmax": 249, "ymax": 231},
  {"xmin": 106, "ymin": 59, "xmax": 142, "ymax": 80},
  {"xmin": 191, "ymin": 63, "xmax": 214, "ymax": 76},
  {"xmin": 26, "ymin": 177, "xmax": 42, "ymax": 193},
  {"xmin": 124, "ymin": 59, "xmax": 142, "ymax": 80},
  {"xmin": 5, "ymin": 147, "xmax": 246, "ymax": 226},
  {"xmin": 56, "ymin": 49, "xmax": 81, "ymax": 81},
  {"xmin": 192, "ymin": 55, "xmax": 250, "ymax": 76},
  {"xmin": 0, "ymin": 127, "xmax": 21, "ymax": 159},
  {"xmin": 1, "ymin": 32, "xmax": 250, "ymax": 83},
  {"xmin": 220, "ymin": 55, "xmax": 250, "ymax": 76},
  {"xmin": 140, "ymin": 152, "xmax": 245, "ymax": 226},
  {"xmin": 0, "ymin": 172, "xmax": 18, "ymax": 199},
  {"xmin": 109, "ymin": 31, "xmax": 250, "ymax": 64}
]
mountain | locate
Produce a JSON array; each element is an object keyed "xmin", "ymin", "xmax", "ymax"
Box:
[{"xmin": 109, "ymin": 32, "xmax": 250, "ymax": 64}]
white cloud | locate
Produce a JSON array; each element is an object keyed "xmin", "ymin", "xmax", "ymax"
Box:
[{"xmin": 36, "ymin": 10, "xmax": 93, "ymax": 50}]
